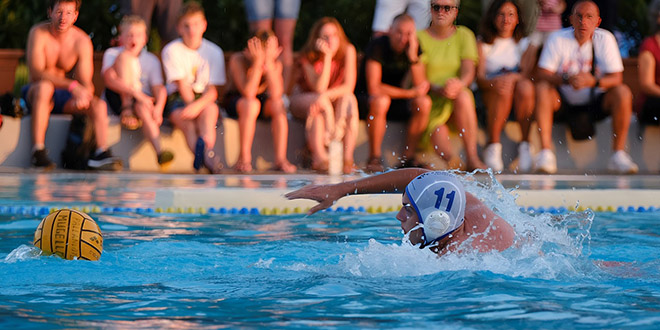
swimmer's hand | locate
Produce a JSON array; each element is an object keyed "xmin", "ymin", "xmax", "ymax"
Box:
[{"xmin": 285, "ymin": 184, "xmax": 345, "ymax": 215}]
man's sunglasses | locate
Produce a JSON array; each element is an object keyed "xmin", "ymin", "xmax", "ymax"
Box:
[{"xmin": 431, "ymin": 4, "xmax": 458, "ymax": 12}]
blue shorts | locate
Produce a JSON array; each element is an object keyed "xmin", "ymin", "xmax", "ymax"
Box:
[
  {"xmin": 244, "ymin": 0, "xmax": 301, "ymax": 21},
  {"xmin": 165, "ymin": 92, "xmax": 203, "ymax": 117},
  {"xmin": 21, "ymin": 84, "xmax": 72, "ymax": 115}
]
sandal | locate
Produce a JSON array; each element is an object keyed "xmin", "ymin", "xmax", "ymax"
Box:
[
  {"xmin": 204, "ymin": 150, "xmax": 224, "ymax": 174},
  {"xmin": 120, "ymin": 107, "xmax": 142, "ymax": 130}
]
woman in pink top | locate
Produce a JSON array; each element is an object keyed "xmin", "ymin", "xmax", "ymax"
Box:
[
  {"xmin": 639, "ymin": 0, "xmax": 660, "ymax": 126},
  {"xmin": 289, "ymin": 17, "xmax": 359, "ymax": 174},
  {"xmin": 529, "ymin": 0, "xmax": 565, "ymax": 47}
]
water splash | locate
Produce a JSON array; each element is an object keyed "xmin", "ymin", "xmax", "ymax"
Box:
[
  {"xmin": 4, "ymin": 244, "xmax": 42, "ymax": 263},
  {"xmin": 338, "ymin": 169, "xmax": 597, "ymax": 280}
]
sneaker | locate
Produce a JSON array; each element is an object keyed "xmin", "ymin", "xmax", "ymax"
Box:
[
  {"xmin": 607, "ymin": 150, "xmax": 639, "ymax": 174},
  {"xmin": 157, "ymin": 150, "xmax": 174, "ymax": 166},
  {"xmin": 534, "ymin": 149, "xmax": 557, "ymax": 174},
  {"xmin": 193, "ymin": 137, "xmax": 205, "ymax": 171},
  {"xmin": 483, "ymin": 143, "xmax": 503, "ymax": 172},
  {"xmin": 88, "ymin": 149, "xmax": 123, "ymax": 171},
  {"xmin": 204, "ymin": 149, "xmax": 223, "ymax": 174},
  {"xmin": 516, "ymin": 142, "xmax": 533, "ymax": 173},
  {"xmin": 31, "ymin": 149, "xmax": 55, "ymax": 170}
]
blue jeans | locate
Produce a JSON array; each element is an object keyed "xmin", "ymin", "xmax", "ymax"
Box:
[{"xmin": 243, "ymin": 0, "xmax": 301, "ymax": 21}]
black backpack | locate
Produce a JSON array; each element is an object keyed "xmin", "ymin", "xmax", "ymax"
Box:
[
  {"xmin": 61, "ymin": 114, "xmax": 96, "ymax": 170},
  {"xmin": 0, "ymin": 93, "xmax": 23, "ymax": 118}
]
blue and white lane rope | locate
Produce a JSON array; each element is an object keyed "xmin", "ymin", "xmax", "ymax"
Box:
[{"xmin": 0, "ymin": 204, "xmax": 658, "ymax": 216}]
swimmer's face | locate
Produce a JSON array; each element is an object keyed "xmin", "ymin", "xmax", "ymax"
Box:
[{"xmin": 396, "ymin": 194, "xmax": 425, "ymax": 245}]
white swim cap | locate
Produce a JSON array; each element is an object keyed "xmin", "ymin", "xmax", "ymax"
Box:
[{"xmin": 405, "ymin": 171, "xmax": 466, "ymax": 244}]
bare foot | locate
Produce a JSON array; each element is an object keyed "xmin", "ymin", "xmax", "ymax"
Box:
[
  {"xmin": 343, "ymin": 159, "xmax": 358, "ymax": 174},
  {"xmin": 274, "ymin": 160, "xmax": 297, "ymax": 174},
  {"xmin": 234, "ymin": 160, "xmax": 253, "ymax": 173},
  {"xmin": 467, "ymin": 159, "xmax": 488, "ymax": 172}
]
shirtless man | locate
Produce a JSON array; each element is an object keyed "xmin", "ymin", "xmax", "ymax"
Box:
[
  {"xmin": 286, "ymin": 168, "xmax": 514, "ymax": 255},
  {"xmin": 24, "ymin": 0, "xmax": 121, "ymax": 170}
]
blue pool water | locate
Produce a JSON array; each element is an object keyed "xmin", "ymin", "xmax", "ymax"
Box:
[{"xmin": 1, "ymin": 173, "xmax": 660, "ymax": 329}]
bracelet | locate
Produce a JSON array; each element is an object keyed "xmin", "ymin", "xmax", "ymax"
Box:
[{"xmin": 68, "ymin": 80, "xmax": 79, "ymax": 92}]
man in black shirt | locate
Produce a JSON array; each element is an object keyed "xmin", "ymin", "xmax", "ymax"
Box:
[{"xmin": 355, "ymin": 13, "xmax": 431, "ymax": 172}]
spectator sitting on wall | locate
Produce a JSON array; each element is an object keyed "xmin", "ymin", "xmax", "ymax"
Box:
[
  {"xmin": 101, "ymin": 15, "xmax": 174, "ymax": 168},
  {"xmin": 534, "ymin": 0, "xmax": 638, "ymax": 174},
  {"xmin": 23, "ymin": 0, "xmax": 121, "ymax": 170},
  {"xmin": 356, "ymin": 13, "xmax": 431, "ymax": 172}
]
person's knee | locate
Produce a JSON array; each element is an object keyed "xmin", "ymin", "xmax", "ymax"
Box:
[
  {"xmin": 205, "ymin": 103, "xmax": 220, "ymax": 118},
  {"xmin": 314, "ymin": 93, "xmax": 333, "ymax": 109},
  {"xmin": 412, "ymin": 95, "xmax": 432, "ymax": 115},
  {"xmin": 267, "ymin": 97, "xmax": 287, "ymax": 117},
  {"xmin": 344, "ymin": 94, "xmax": 359, "ymax": 118},
  {"xmin": 30, "ymin": 81, "xmax": 55, "ymax": 101},
  {"xmin": 454, "ymin": 89, "xmax": 474, "ymax": 110},
  {"xmin": 237, "ymin": 97, "xmax": 261, "ymax": 118},
  {"xmin": 535, "ymin": 80, "xmax": 554, "ymax": 97},
  {"xmin": 516, "ymin": 79, "xmax": 535, "ymax": 100},
  {"xmin": 369, "ymin": 94, "xmax": 391, "ymax": 118},
  {"xmin": 611, "ymin": 84, "xmax": 633, "ymax": 104}
]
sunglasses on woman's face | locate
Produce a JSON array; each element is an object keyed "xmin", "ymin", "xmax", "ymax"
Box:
[{"xmin": 431, "ymin": 4, "xmax": 458, "ymax": 12}]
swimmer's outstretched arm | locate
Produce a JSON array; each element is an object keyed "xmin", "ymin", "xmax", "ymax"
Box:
[{"xmin": 285, "ymin": 168, "xmax": 430, "ymax": 214}]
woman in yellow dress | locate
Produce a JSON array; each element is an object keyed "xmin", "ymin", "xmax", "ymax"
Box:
[{"xmin": 418, "ymin": 0, "xmax": 486, "ymax": 171}]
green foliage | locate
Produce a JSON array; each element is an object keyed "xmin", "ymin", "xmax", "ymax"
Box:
[
  {"xmin": 456, "ymin": 0, "xmax": 482, "ymax": 33},
  {"xmin": 0, "ymin": 0, "xmax": 47, "ymax": 49},
  {"xmin": 201, "ymin": 0, "xmax": 250, "ymax": 52},
  {"xmin": 0, "ymin": 0, "xmax": 654, "ymax": 56},
  {"xmin": 0, "ymin": 0, "xmax": 120, "ymax": 50},
  {"xmin": 74, "ymin": 0, "xmax": 122, "ymax": 51},
  {"xmin": 294, "ymin": 0, "xmax": 376, "ymax": 51},
  {"xmin": 617, "ymin": 0, "xmax": 652, "ymax": 56}
]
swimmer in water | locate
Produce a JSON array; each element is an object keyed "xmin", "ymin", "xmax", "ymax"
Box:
[{"xmin": 286, "ymin": 168, "xmax": 514, "ymax": 254}]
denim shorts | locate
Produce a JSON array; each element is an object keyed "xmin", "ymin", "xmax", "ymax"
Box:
[
  {"xmin": 21, "ymin": 84, "xmax": 72, "ymax": 115},
  {"xmin": 244, "ymin": 0, "xmax": 301, "ymax": 21}
]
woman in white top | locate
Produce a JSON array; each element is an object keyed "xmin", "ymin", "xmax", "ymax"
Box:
[{"xmin": 476, "ymin": 0, "xmax": 535, "ymax": 173}]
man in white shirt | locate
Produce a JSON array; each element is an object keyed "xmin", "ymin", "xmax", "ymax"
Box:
[{"xmin": 534, "ymin": 0, "xmax": 638, "ymax": 174}]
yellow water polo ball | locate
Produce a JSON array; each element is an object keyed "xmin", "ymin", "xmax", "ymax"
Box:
[{"xmin": 33, "ymin": 209, "xmax": 103, "ymax": 261}]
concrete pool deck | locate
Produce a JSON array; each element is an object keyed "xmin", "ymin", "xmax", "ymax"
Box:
[{"xmin": 0, "ymin": 171, "xmax": 658, "ymax": 214}]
